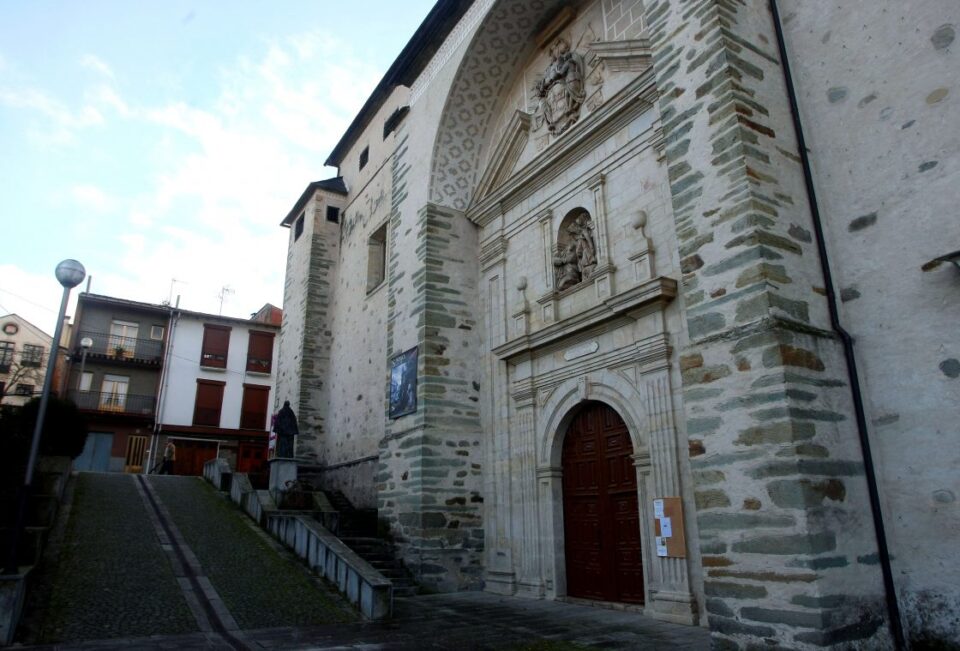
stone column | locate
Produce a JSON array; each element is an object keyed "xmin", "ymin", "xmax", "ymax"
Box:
[{"xmin": 644, "ymin": 1, "xmax": 890, "ymax": 648}]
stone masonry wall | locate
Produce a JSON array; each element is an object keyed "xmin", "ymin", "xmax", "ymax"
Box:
[
  {"xmin": 378, "ymin": 197, "xmax": 485, "ymax": 592},
  {"xmin": 645, "ymin": 1, "xmax": 892, "ymax": 647},
  {"xmin": 780, "ymin": 1, "xmax": 960, "ymax": 645},
  {"xmin": 293, "ymin": 193, "xmax": 341, "ymax": 462}
]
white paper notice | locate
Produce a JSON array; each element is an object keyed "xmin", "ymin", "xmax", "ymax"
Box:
[
  {"xmin": 660, "ymin": 516, "xmax": 672, "ymax": 538},
  {"xmin": 653, "ymin": 499, "xmax": 664, "ymax": 518},
  {"xmin": 656, "ymin": 536, "xmax": 668, "ymax": 557}
]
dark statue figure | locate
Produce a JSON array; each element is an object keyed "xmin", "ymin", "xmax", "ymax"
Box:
[{"xmin": 274, "ymin": 400, "xmax": 299, "ymax": 458}]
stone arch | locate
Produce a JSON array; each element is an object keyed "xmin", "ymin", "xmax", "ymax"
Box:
[
  {"xmin": 538, "ymin": 369, "xmax": 648, "ymax": 468},
  {"xmin": 429, "ymin": 0, "xmax": 567, "ymax": 211}
]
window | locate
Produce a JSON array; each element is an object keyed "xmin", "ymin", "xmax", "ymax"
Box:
[
  {"xmin": 359, "ymin": 146, "xmax": 369, "ymax": 170},
  {"xmin": 367, "ymin": 223, "xmax": 387, "ymax": 292},
  {"xmin": 246, "ymin": 330, "xmax": 275, "ymax": 373},
  {"xmin": 383, "ymin": 105, "xmax": 410, "ymax": 139},
  {"xmin": 22, "ymin": 344, "xmax": 43, "ymax": 368},
  {"xmin": 79, "ymin": 372, "xmax": 93, "ymax": 392},
  {"xmin": 15, "ymin": 384, "xmax": 34, "ymax": 396},
  {"xmin": 326, "ymin": 206, "xmax": 340, "ymax": 223},
  {"xmin": 110, "ymin": 320, "xmax": 139, "ymax": 357},
  {"xmin": 99, "ymin": 375, "xmax": 129, "ymax": 411},
  {"xmin": 150, "ymin": 325, "xmax": 165, "ymax": 340},
  {"xmin": 200, "ymin": 324, "xmax": 231, "ymax": 369},
  {"xmin": 294, "ymin": 212, "xmax": 305, "ymax": 241},
  {"xmin": 193, "ymin": 379, "xmax": 225, "ymax": 427},
  {"xmin": 0, "ymin": 342, "xmax": 12, "ymax": 372},
  {"xmin": 239, "ymin": 384, "xmax": 270, "ymax": 430}
]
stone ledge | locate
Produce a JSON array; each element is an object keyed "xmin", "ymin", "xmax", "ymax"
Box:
[
  {"xmin": 493, "ymin": 276, "xmax": 677, "ymax": 361},
  {"xmin": 267, "ymin": 514, "xmax": 392, "ymax": 620}
]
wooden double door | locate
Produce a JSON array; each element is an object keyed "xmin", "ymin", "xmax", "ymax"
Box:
[{"xmin": 562, "ymin": 401, "xmax": 644, "ymax": 604}]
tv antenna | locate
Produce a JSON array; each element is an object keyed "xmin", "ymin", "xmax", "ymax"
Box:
[{"xmin": 217, "ymin": 285, "xmax": 234, "ymax": 315}]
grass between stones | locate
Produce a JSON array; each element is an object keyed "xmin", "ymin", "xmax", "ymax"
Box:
[
  {"xmin": 149, "ymin": 476, "xmax": 356, "ymax": 629},
  {"xmin": 40, "ymin": 473, "xmax": 197, "ymax": 642}
]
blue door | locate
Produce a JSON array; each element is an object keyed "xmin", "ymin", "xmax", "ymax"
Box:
[{"xmin": 74, "ymin": 432, "xmax": 113, "ymax": 472}]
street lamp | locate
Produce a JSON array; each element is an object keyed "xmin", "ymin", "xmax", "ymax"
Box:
[{"xmin": 4, "ymin": 259, "xmax": 85, "ymax": 574}]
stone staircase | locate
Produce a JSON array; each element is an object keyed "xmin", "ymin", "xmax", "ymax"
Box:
[{"xmin": 317, "ymin": 490, "xmax": 419, "ymax": 597}]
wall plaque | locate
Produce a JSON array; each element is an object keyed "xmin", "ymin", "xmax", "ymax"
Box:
[{"xmin": 389, "ymin": 347, "xmax": 418, "ymax": 419}]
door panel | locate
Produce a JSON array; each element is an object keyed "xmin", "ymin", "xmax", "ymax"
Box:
[
  {"xmin": 75, "ymin": 432, "xmax": 113, "ymax": 472},
  {"xmin": 562, "ymin": 402, "xmax": 644, "ymax": 604}
]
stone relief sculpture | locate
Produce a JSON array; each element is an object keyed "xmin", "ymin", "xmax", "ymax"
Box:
[
  {"xmin": 553, "ymin": 211, "xmax": 597, "ymax": 290},
  {"xmin": 534, "ymin": 38, "xmax": 586, "ymax": 135}
]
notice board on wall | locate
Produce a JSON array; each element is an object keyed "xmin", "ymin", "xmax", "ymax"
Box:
[{"xmin": 653, "ymin": 496, "xmax": 686, "ymax": 558}]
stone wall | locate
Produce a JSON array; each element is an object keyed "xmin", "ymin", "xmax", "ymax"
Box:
[
  {"xmin": 644, "ymin": 0, "xmax": 892, "ymax": 647},
  {"xmin": 781, "ymin": 1, "xmax": 960, "ymax": 645}
]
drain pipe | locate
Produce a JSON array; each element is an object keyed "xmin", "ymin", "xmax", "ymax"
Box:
[{"xmin": 768, "ymin": 2, "xmax": 905, "ymax": 648}]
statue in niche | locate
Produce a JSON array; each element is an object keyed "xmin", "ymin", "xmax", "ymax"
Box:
[
  {"xmin": 553, "ymin": 211, "xmax": 598, "ymax": 291},
  {"xmin": 534, "ymin": 38, "xmax": 586, "ymax": 135}
]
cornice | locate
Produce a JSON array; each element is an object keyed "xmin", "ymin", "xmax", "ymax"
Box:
[{"xmin": 492, "ymin": 275, "xmax": 676, "ymax": 361}]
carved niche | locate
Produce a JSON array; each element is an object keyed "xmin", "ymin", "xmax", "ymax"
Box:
[{"xmin": 552, "ymin": 208, "xmax": 598, "ymax": 291}]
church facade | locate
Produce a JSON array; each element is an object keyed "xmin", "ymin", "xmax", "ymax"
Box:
[{"xmin": 276, "ymin": 1, "xmax": 959, "ymax": 648}]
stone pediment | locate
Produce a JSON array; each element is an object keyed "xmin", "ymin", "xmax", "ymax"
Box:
[{"xmin": 472, "ymin": 109, "xmax": 531, "ymax": 204}]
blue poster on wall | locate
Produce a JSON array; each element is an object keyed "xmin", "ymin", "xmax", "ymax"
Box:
[{"xmin": 389, "ymin": 347, "xmax": 418, "ymax": 419}]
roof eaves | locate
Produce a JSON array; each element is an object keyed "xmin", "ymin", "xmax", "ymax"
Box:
[
  {"xmin": 280, "ymin": 178, "xmax": 348, "ymax": 227},
  {"xmin": 324, "ymin": 0, "xmax": 474, "ymax": 168}
]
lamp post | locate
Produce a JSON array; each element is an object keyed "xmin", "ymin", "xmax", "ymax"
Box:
[{"xmin": 4, "ymin": 259, "xmax": 85, "ymax": 574}]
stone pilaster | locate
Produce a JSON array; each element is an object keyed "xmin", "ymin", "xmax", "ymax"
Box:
[
  {"xmin": 378, "ymin": 201, "xmax": 484, "ymax": 592},
  {"xmin": 644, "ymin": 1, "xmax": 890, "ymax": 647}
]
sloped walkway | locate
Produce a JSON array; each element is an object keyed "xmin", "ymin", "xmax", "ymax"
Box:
[{"xmin": 19, "ymin": 473, "xmax": 710, "ymax": 650}]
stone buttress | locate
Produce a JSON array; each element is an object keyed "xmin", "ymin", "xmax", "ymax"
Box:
[{"xmin": 644, "ymin": 1, "xmax": 892, "ymax": 648}]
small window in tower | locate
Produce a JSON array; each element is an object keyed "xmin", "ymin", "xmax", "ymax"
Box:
[
  {"xmin": 326, "ymin": 206, "xmax": 340, "ymax": 223},
  {"xmin": 359, "ymin": 146, "xmax": 369, "ymax": 171},
  {"xmin": 294, "ymin": 212, "xmax": 305, "ymax": 241},
  {"xmin": 366, "ymin": 223, "xmax": 387, "ymax": 293}
]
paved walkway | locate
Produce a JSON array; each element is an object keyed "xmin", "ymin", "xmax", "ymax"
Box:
[{"xmin": 19, "ymin": 473, "xmax": 710, "ymax": 650}]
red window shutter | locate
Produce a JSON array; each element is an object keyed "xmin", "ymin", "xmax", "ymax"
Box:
[
  {"xmin": 240, "ymin": 384, "xmax": 270, "ymax": 430},
  {"xmin": 201, "ymin": 325, "xmax": 231, "ymax": 368},
  {"xmin": 246, "ymin": 331, "xmax": 275, "ymax": 373},
  {"xmin": 193, "ymin": 380, "xmax": 225, "ymax": 426}
]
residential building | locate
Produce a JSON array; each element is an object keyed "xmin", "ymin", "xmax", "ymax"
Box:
[
  {"xmin": 275, "ymin": 1, "xmax": 959, "ymax": 648},
  {"xmin": 149, "ymin": 305, "xmax": 280, "ymax": 479},
  {"xmin": 0, "ymin": 314, "xmax": 61, "ymax": 407},
  {"xmin": 66, "ymin": 294, "xmax": 169, "ymax": 473}
]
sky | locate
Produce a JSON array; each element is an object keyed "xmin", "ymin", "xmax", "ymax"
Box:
[{"xmin": 0, "ymin": 0, "xmax": 435, "ymax": 335}]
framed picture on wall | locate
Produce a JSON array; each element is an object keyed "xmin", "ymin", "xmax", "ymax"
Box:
[{"xmin": 389, "ymin": 347, "xmax": 418, "ymax": 419}]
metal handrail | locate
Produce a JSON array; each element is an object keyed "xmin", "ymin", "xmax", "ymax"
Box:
[
  {"xmin": 76, "ymin": 330, "xmax": 164, "ymax": 362},
  {"xmin": 68, "ymin": 389, "xmax": 157, "ymax": 415}
]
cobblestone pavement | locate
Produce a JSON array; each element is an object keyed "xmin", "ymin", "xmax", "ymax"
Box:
[
  {"xmin": 20, "ymin": 473, "xmax": 710, "ymax": 650},
  {"xmin": 29, "ymin": 473, "xmax": 197, "ymax": 643},
  {"xmin": 148, "ymin": 475, "xmax": 355, "ymax": 629},
  {"xmin": 22, "ymin": 592, "xmax": 710, "ymax": 650}
]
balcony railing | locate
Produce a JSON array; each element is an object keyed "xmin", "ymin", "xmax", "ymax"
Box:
[
  {"xmin": 77, "ymin": 331, "xmax": 164, "ymax": 364},
  {"xmin": 68, "ymin": 390, "xmax": 156, "ymax": 417}
]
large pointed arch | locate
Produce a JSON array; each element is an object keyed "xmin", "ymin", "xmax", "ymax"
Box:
[{"xmin": 428, "ymin": 0, "xmax": 567, "ymax": 211}]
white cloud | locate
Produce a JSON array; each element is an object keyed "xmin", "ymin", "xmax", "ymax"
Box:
[
  {"xmin": 4, "ymin": 27, "xmax": 383, "ymax": 320},
  {"xmin": 71, "ymin": 184, "xmax": 118, "ymax": 214},
  {"xmin": 80, "ymin": 54, "xmax": 114, "ymax": 79}
]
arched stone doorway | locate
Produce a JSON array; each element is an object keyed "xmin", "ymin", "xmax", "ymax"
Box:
[{"xmin": 561, "ymin": 400, "xmax": 644, "ymax": 604}]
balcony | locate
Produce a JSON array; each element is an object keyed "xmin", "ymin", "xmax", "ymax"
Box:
[
  {"xmin": 68, "ymin": 390, "xmax": 156, "ymax": 418},
  {"xmin": 77, "ymin": 331, "xmax": 164, "ymax": 366}
]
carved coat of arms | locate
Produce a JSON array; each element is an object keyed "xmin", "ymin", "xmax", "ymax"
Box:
[{"xmin": 534, "ymin": 38, "xmax": 587, "ymax": 136}]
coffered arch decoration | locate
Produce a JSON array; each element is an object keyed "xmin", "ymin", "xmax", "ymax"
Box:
[
  {"xmin": 429, "ymin": 0, "xmax": 567, "ymax": 211},
  {"xmin": 538, "ymin": 369, "xmax": 649, "ymax": 468}
]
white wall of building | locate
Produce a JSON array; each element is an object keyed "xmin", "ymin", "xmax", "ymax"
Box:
[{"xmin": 158, "ymin": 313, "xmax": 279, "ymax": 430}]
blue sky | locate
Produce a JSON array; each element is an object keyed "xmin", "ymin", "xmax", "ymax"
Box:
[{"xmin": 0, "ymin": 1, "xmax": 435, "ymax": 332}]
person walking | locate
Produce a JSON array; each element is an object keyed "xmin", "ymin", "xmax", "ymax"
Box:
[{"xmin": 160, "ymin": 440, "xmax": 176, "ymax": 475}]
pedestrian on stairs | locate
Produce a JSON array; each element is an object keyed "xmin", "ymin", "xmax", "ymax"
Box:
[{"xmin": 160, "ymin": 440, "xmax": 176, "ymax": 475}]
